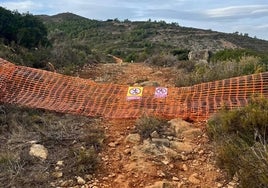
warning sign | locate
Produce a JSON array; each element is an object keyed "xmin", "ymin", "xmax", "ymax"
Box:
[
  {"xmin": 127, "ymin": 87, "xmax": 143, "ymax": 100},
  {"xmin": 154, "ymin": 87, "xmax": 168, "ymax": 98}
]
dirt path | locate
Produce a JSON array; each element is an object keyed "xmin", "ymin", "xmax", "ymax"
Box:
[
  {"xmin": 76, "ymin": 62, "xmax": 228, "ymax": 188},
  {"xmin": 79, "ymin": 62, "xmax": 177, "ymax": 86},
  {"xmin": 96, "ymin": 120, "xmax": 226, "ymax": 188}
]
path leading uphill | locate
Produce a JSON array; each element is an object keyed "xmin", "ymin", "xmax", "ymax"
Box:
[{"xmin": 76, "ymin": 62, "xmax": 236, "ymax": 188}]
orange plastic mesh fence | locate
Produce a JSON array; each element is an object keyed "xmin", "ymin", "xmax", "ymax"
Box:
[{"xmin": 1, "ymin": 58, "xmax": 268, "ymax": 121}]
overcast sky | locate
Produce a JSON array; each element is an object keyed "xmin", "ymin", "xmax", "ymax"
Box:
[{"xmin": 1, "ymin": 0, "xmax": 268, "ymax": 40}]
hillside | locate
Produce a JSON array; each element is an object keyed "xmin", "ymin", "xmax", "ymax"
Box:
[
  {"xmin": 40, "ymin": 12, "xmax": 268, "ymax": 58},
  {"xmin": 1, "ymin": 10, "xmax": 268, "ymax": 74}
]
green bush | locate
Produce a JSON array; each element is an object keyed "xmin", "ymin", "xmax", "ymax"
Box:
[
  {"xmin": 210, "ymin": 49, "xmax": 258, "ymax": 62},
  {"xmin": 175, "ymin": 56, "xmax": 266, "ymax": 87},
  {"xmin": 207, "ymin": 97, "xmax": 268, "ymax": 187},
  {"xmin": 145, "ymin": 53, "xmax": 177, "ymax": 67},
  {"xmin": 69, "ymin": 147, "xmax": 100, "ymax": 174},
  {"xmin": 171, "ymin": 49, "xmax": 190, "ymax": 61},
  {"xmin": 0, "ymin": 7, "xmax": 49, "ymax": 48},
  {"xmin": 135, "ymin": 115, "xmax": 168, "ymax": 139}
]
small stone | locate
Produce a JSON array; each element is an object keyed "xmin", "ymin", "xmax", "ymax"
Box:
[
  {"xmin": 228, "ymin": 181, "xmax": 236, "ymax": 186},
  {"xmin": 217, "ymin": 183, "xmax": 223, "ymax": 187},
  {"xmin": 114, "ymin": 141, "xmax": 120, "ymax": 146},
  {"xmin": 28, "ymin": 140, "xmax": 38, "ymax": 144},
  {"xmin": 50, "ymin": 182, "xmax": 56, "ymax": 187},
  {"xmin": 76, "ymin": 176, "xmax": 86, "ymax": 185},
  {"xmin": 162, "ymin": 158, "xmax": 170, "ymax": 165},
  {"xmin": 198, "ymin": 150, "xmax": 204, "ymax": 155},
  {"xmin": 150, "ymin": 131, "xmax": 160, "ymax": 138},
  {"xmin": 125, "ymin": 134, "xmax": 141, "ymax": 144},
  {"xmin": 177, "ymin": 182, "xmax": 184, "ymax": 188},
  {"xmin": 182, "ymin": 164, "xmax": 188, "ymax": 171},
  {"xmin": 108, "ymin": 142, "xmax": 116, "ymax": 147},
  {"xmin": 52, "ymin": 171, "xmax": 63, "ymax": 178},
  {"xmin": 180, "ymin": 154, "xmax": 188, "ymax": 161},
  {"xmin": 157, "ymin": 170, "xmax": 166, "ymax": 177},
  {"xmin": 102, "ymin": 156, "xmax": 109, "ymax": 161},
  {"xmin": 55, "ymin": 166, "xmax": 60, "ymax": 171},
  {"xmin": 188, "ymin": 173, "xmax": 200, "ymax": 184},
  {"xmin": 60, "ymin": 180, "xmax": 74, "ymax": 187},
  {"xmin": 29, "ymin": 144, "xmax": 48, "ymax": 160},
  {"xmin": 56, "ymin": 160, "xmax": 64, "ymax": 166},
  {"xmin": 108, "ymin": 173, "xmax": 116, "ymax": 178},
  {"xmin": 123, "ymin": 148, "xmax": 131, "ymax": 155},
  {"xmin": 172, "ymin": 176, "xmax": 179, "ymax": 181}
]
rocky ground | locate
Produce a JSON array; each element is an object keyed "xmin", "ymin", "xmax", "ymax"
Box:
[
  {"xmin": 51, "ymin": 118, "xmax": 239, "ymax": 188},
  {"xmin": 54, "ymin": 62, "xmax": 236, "ymax": 188}
]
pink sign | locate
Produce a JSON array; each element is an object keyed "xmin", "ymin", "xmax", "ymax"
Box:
[{"xmin": 154, "ymin": 87, "xmax": 168, "ymax": 98}]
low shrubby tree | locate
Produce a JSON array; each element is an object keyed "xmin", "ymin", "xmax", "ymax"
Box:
[{"xmin": 207, "ymin": 96, "xmax": 268, "ymax": 187}]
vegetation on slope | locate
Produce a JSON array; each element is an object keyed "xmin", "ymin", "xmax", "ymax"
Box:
[
  {"xmin": 175, "ymin": 55, "xmax": 267, "ymax": 87},
  {"xmin": 1, "ymin": 7, "xmax": 268, "ymax": 74},
  {"xmin": 0, "ymin": 7, "xmax": 49, "ymax": 48},
  {"xmin": 208, "ymin": 97, "xmax": 268, "ymax": 188}
]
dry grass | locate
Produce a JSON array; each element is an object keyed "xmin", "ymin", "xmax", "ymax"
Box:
[{"xmin": 0, "ymin": 104, "xmax": 105, "ymax": 188}]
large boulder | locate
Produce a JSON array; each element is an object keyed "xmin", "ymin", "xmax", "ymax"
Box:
[{"xmin": 168, "ymin": 118, "xmax": 202, "ymax": 141}]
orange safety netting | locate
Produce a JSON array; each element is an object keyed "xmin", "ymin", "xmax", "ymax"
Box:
[{"xmin": 1, "ymin": 58, "xmax": 268, "ymax": 121}]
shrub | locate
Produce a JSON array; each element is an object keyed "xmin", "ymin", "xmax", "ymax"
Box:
[
  {"xmin": 171, "ymin": 49, "xmax": 190, "ymax": 61},
  {"xmin": 69, "ymin": 147, "xmax": 100, "ymax": 174},
  {"xmin": 175, "ymin": 56, "xmax": 266, "ymax": 87},
  {"xmin": 207, "ymin": 97, "xmax": 268, "ymax": 187},
  {"xmin": 145, "ymin": 53, "xmax": 177, "ymax": 67},
  {"xmin": 135, "ymin": 115, "xmax": 168, "ymax": 139},
  {"xmin": 210, "ymin": 49, "xmax": 259, "ymax": 62}
]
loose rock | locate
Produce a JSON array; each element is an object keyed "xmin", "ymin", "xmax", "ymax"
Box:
[
  {"xmin": 52, "ymin": 171, "xmax": 63, "ymax": 178},
  {"xmin": 189, "ymin": 173, "xmax": 201, "ymax": 184},
  {"xmin": 29, "ymin": 144, "xmax": 48, "ymax": 160},
  {"xmin": 125, "ymin": 133, "xmax": 141, "ymax": 144},
  {"xmin": 76, "ymin": 176, "xmax": 86, "ymax": 185}
]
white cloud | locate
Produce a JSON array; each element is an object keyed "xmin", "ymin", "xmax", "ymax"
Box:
[
  {"xmin": 256, "ymin": 24, "xmax": 268, "ymax": 29},
  {"xmin": 1, "ymin": 0, "xmax": 42, "ymax": 12},
  {"xmin": 206, "ymin": 5, "xmax": 268, "ymax": 19}
]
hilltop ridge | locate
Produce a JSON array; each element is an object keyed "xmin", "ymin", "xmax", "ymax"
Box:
[{"xmin": 40, "ymin": 12, "xmax": 268, "ymax": 55}]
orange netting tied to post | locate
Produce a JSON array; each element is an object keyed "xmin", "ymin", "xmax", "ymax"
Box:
[{"xmin": 1, "ymin": 58, "xmax": 268, "ymax": 121}]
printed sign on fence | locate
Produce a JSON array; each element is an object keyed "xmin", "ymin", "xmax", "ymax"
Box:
[
  {"xmin": 154, "ymin": 87, "xmax": 168, "ymax": 98},
  {"xmin": 127, "ymin": 87, "xmax": 143, "ymax": 100}
]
